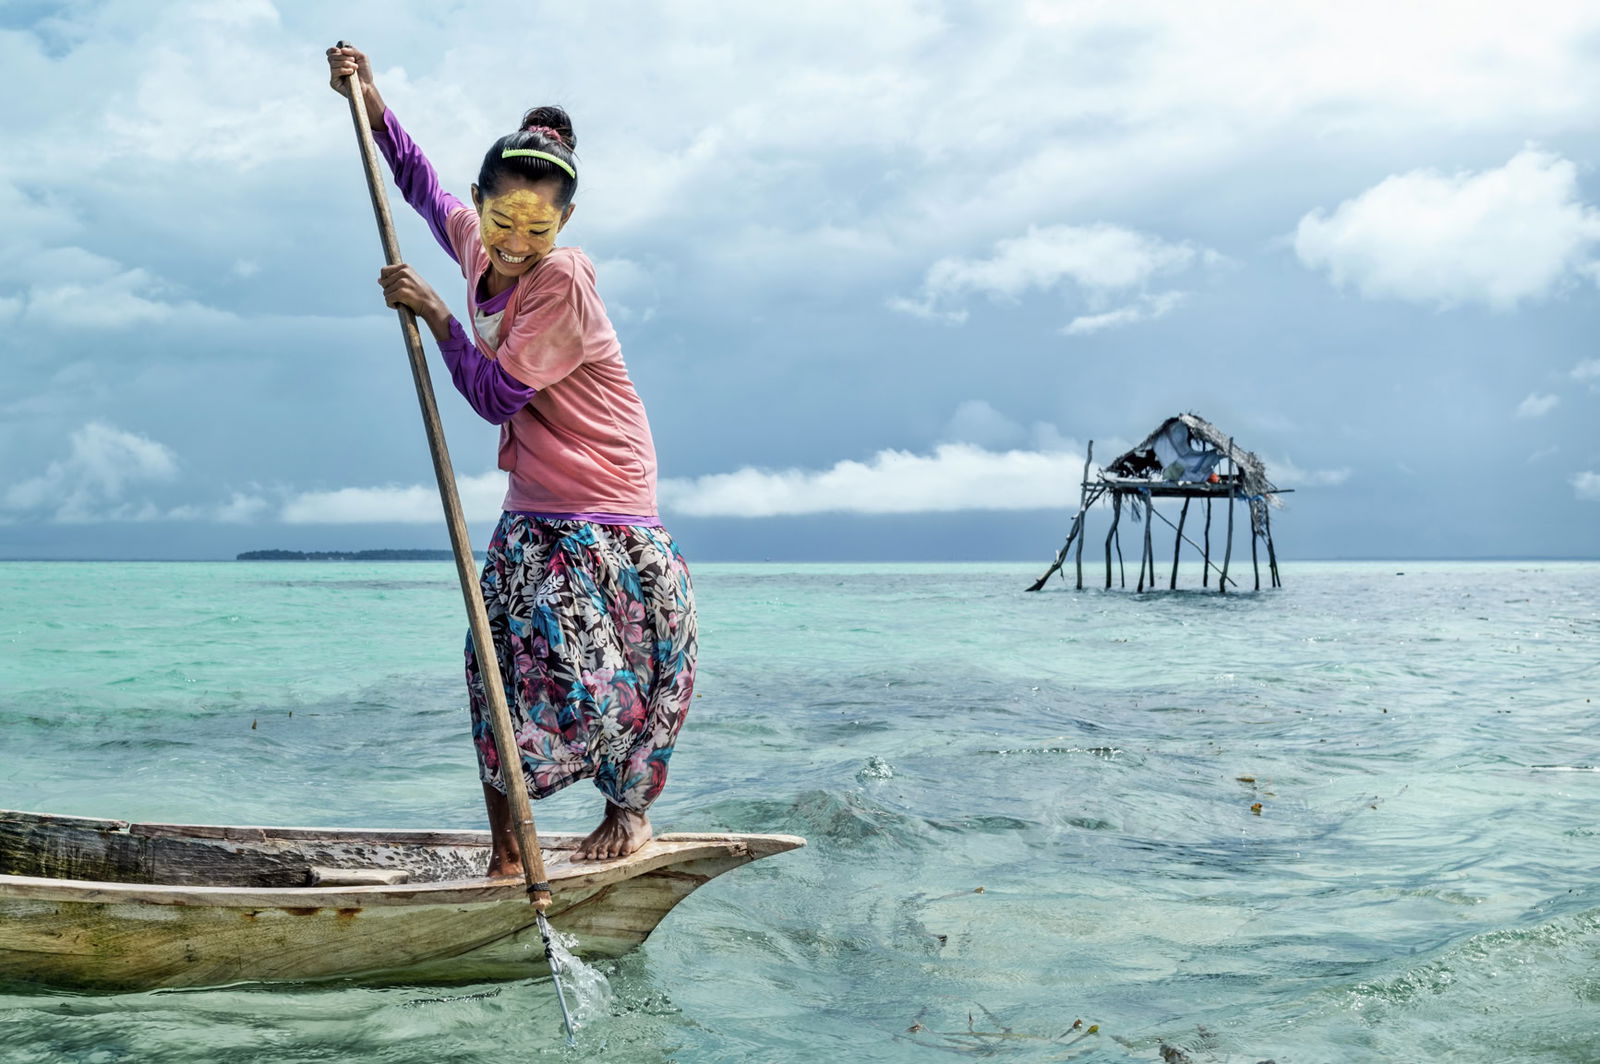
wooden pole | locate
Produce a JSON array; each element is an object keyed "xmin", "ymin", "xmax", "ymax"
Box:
[
  {"xmin": 1135, "ymin": 497, "xmax": 1144, "ymax": 593},
  {"xmin": 1264, "ymin": 505, "xmax": 1282, "ymax": 588},
  {"xmin": 1202, "ymin": 497, "xmax": 1213, "ymax": 588},
  {"xmin": 1104, "ymin": 493, "xmax": 1121, "ymax": 589},
  {"xmin": 1075, "ymin": 442, "xmax": 1093, "ymax": 591},
  {"xmin": 336, "ymin": 57, "xmax": 550, "ymax": 906},
  {"xmin": 1024, "ymin": 516, "xmax": 1077, "ymax": 592},
  {"xmin": 1023, "ymin": 479, "xmax": 1101, "ymax": 592},
  {"xmin": 1115, "ymin": 515, "xmax": 1126, "ymax": 587},
  {"xmin": 1135, "ymin": 506, "xmax": 1145, "ymax": 592},
  {"xmin": 1251, "ymin": 507, "xmax": 1261, "ymax": 591},
  {"xmin": 1024, "ymin": 444, "xmax": 1096, "ymax": 593},
  {"xmin": 335, "ymin": 47, "xmax": 575, "ymax": 1043},
  {"xmin": 1146, "ymin": 498, "xmax": 1156, "ymax": 588},
  {"xmin": 1138, "ymin": 496, "xmax": 1154, "ymax": 592},
  {"xmin": 1220, "ymin": 439, "xmax": 1236, "ymax": 595},
  {"xmin": 1170, "ymin": 497, "xmax": 1190, "ymax": 590}
]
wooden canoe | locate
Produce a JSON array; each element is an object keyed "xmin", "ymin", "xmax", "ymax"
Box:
[{"xmin": 0, "ymin": 808, "xmax": 803, "ymax": 992}]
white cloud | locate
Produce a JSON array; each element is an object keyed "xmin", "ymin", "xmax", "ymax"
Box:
[
  {"xmin": 895, "ymin": 224, "xmax": 1210, "ymax": 325},
  {"xmin": 1063, "ymin": 291, "xmax": 1187, "ymax": 336},
  {"xmin": 1572, "ymin": 471, "xmax": 1600, "ymax": 501},
  {"xmin": 5, "ymin": 246, "xmax": 233, "ymax": 329},
  {"xmin": 884, "ymin": 294, "xmax": 969, "ymax": 324},
  {"xmin": 1516, "ymin": 393, "xmax": 1560, "ymax": 419},
  {"xmin": 0, "ymin": 423, "xmax": 277, "ymax": 525},
  {"xmin": 1267, "ymin": 455, "xmax": 1352, "ymax": 487},
  {"xmin": 1294, "ymin": 148, "xmax": 1600, "ymax": 309},
  {"xmin": 1032, "ymin": 421, "xmax": 1093, "ymax": 455},
  {"xmin": 280, "ymin": 472, "xmax": 506, "ymax": 523},
  {"xmin": 215, "ymin": 492, "xmax": 271, "ymax": 523},
  {"xmin": 167, "ymin": 492, "xmax": 273, "ymax": 524},
  {"xmin": 1573, "ymin": 359, "xmax": 1600, "ymax": 388},
  {"xmin": 939, "ymin": 405, "xmax": 1092, "ymax": 455},
  {"xmin": 939, "ymin": 400, "xmax": 1027, "ymax": 450},
  {"xmin": 1526, "ymin": 444, "xmax": 1560, "ymax": 464},
  {"xmin": 4, "ymin": 422, "xmax": 179, "ymax": 522},
  {"xmin": 659, "ymin": 443, "xmax": 1086, "ymax": 517},
  {"xmin": 24, "ymin": 277, "xmax": 226, "ymax": 329}
]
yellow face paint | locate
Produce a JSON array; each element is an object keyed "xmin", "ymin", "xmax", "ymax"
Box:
[{"xmin": 477, "ymin": 188, "xmax": 566, "ymax": 275}]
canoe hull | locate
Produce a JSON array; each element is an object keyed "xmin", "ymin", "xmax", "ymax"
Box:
[{"xmin": 0, "ymin": 810, "xmax": 802, "ymax": 992}]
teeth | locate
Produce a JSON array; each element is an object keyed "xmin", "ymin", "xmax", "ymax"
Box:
[{"xmin": 499, "ymin": 251, "xmax": 527, "ymax": 263}]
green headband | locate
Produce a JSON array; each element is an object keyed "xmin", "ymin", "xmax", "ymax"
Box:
[{"xmin": 501, "ymin": 148, "xmax": 576, "ymax": 180}]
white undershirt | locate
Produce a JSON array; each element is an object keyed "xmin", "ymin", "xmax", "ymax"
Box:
[{"xmin": 473, "ymin": 306, "xmax": 506, "ymax": 352}]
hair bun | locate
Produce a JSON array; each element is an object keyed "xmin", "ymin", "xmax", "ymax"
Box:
[{"xmin": 519, "ymin": 106, "xmax": 576, "ymax": 150}]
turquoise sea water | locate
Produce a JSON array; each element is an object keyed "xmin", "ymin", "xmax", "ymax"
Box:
[{"xmin": 1, "ymin": 559, "xmax": 1597, "ymax": 1063}]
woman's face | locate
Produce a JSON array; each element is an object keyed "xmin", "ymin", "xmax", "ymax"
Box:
[{"xmin": 472, "ymin": 177, "xmax": 574, "ymax": 278}]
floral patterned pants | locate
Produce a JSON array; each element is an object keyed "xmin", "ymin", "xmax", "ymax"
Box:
[{"xmin": 465, "ymin": 513, "xmax": 696, "ymax": 812}]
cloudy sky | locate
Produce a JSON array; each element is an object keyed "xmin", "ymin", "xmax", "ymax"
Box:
[{"xmin": 2, "ymin": 0, "xmax": 1598, "ymax": 561}]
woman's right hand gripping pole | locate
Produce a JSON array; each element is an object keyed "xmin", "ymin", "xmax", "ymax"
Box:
[{"xmin": 326, "ymin": 42, "xmax": 386, "ymax": 129}]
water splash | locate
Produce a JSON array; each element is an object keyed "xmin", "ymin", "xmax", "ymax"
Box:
[
  {"xmin": 547, "ymin": 930, "xmax": 613, "ymax": 1026},
  {"xmin": 856, "ymin": 755, "xmax": 895, "ymax": 782}
]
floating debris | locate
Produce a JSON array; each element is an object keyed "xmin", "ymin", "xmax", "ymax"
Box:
[{"xmin": 898, "ymin": 1003, "xmax": 1102, "ymax": 1057}]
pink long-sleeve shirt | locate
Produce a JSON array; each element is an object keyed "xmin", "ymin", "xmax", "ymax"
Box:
[{"xmin": 374, "ymin": 110, "xmax": 660, "ymax": 520}]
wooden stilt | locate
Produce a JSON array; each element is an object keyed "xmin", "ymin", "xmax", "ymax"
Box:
[
  {"xmin": 1264, "ymin": 505, "xmax": 1282, "ymax": 588},
  {"xmin": 1146, "ymin": 498, "xmax": 1157, "ymax": 586},
  {"xmin": 1220, "ymin": 439, "xmax": 1236, "ymax": 595},
  {"xmin": 1115, "ymin": 518, "xmax": 1126, "ymax": 587},
  {"xmin": 1134, "ymin": 497, "xmax": 1143, "ymax": 592},
  {"xmin": 1074, "ymin": 443, "xmax": 1093, "ymax": 590},
  {"xmin": 1104, "ymin": 493, "xmax": 1122, "ymax": 589},
  {"xmin": 1025, "ymin": 509, "xmax": 1079, "ymax": 592},
  {"xmin": 1171, "ymin": 497, "xmax": 1190, "ymax": 590},
  {"xmin": 1202, "ymin": 497, "xmax": 1213, "ymax": 588},
  {"xmin": 1143, "ymin": 495, "xmax": 1237, "ymax": 589},
  {"xmin": 1023, "ymin": 448, "xmax": 1099, "ymax": 592},
  {"xmin": 1145, "ymin": 496, "xmax": 1158, "ymax": 588},
  {"xmin": 1251, "ymin": 510, "xmax": 1261, "ymax": 591},
  {"xmin": 1138, "ymin": 497, "xmax": 1154, "ymax": 592}
]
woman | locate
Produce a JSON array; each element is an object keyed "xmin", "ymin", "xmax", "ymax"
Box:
[{"xmin": 327, "ymin": 44, "xmax": 696, "ymax": 867}]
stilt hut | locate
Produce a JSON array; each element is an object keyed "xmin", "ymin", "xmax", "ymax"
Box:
[{"xmin": 1026, "ymin": 413, "xmax": 1288, "ymax": 593}]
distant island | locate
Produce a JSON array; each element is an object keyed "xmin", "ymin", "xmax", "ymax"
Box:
[{"xmin": 236, "ymin": 549, "xmax": 481, "ymax": 561}]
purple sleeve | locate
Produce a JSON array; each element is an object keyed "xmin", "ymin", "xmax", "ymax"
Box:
[
  {"xmin": 373, "ymin": 109, "xmax": 467, "ymax": 263},
  {"xmin": 437, "ymin": 318, "xmax": 537, "ymax": 424}
]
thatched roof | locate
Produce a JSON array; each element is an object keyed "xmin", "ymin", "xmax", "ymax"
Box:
[{"xmin": 1102, "ymin": 413, "xmax": 1280, "ymax": 501}]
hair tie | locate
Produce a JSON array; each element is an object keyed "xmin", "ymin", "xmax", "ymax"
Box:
[
  {"xmin": 522, "ymin": 125, "xmax": 565, "ymax": 146},
  {"xmin": 501, "ymin": 148, "xmax": 577, "ymax": 180}
]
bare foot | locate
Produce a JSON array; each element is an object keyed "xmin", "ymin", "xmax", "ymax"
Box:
[{"xmin": 574, "ymin": 802, "xmax": 652, "ymax": 861}]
